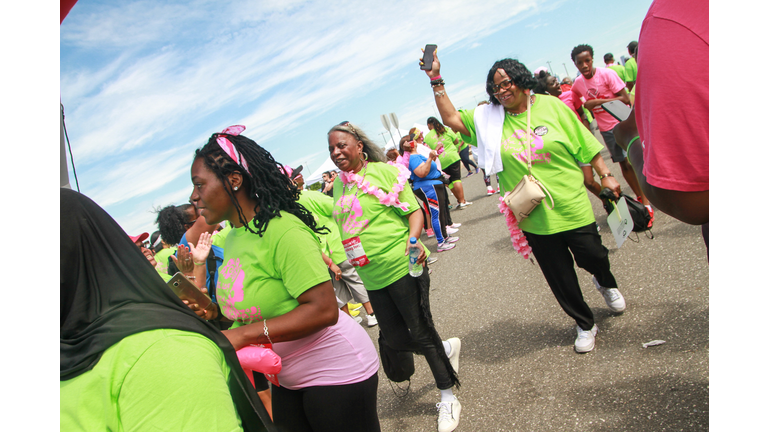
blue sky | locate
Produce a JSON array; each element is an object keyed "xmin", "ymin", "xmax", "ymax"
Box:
[{"xmin": 60, "ymin": 0, "xmax": 653, "ymax": 236}]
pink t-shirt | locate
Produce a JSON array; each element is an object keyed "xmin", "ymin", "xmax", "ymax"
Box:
[
  {"xmin": 571, "ymin": 67, "xmax": 627, "ymax": 132},
  {"xmin": 634, "ymin": 0, "xmax": 708, "ymax": 192},
  {"xmin": 272, "ymin": 311, "xmax": 379, "ymax": 389},
  {"xmin": 558, "ymin": 90, "xmax": 582, "ymax": 117}
]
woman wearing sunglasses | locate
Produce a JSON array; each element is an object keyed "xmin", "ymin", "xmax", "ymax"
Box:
[{"xmin": 421, "ymin": 53, "xmax": 625, "ymax": 354}]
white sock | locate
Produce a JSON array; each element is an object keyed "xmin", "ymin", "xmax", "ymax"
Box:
[
  {"xmin": 443, "ymin": 340, "xmax": 452, "ymax": 356},
  {"xmin": 440, "ymin": 388, "xmax": 456, "ymax": 402}
]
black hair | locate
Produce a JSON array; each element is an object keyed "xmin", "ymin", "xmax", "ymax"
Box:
[
  {"xmin": 426, "ymin": 116, "xmax": 446, "ymax": 136},
  {"xmin": 533, "ymin": 70, "xmax": 551, "ymax": 95},
  {"xmin": 155, "ymin": 205, "xmax": 186, "ymax": 246},
  {"xmin": 627, "ymin": 41, "xmax": 638, "ymax": 55},
  {"xmin": 570, "ymin": 44, "xmax": 594, "ymax": 61},
  {"xmin": 150, "ymin": 231, "xmax": 163, "ymax": 254},
  {"xmin": 194, "ymin": 133, "xmax": 327, "ymax": 237},
  {"xmin": 485, "ymin": 58, "xmax": 536, "ymax": 105},
  {"xmin": 604, "ymin": 53, "xmax": 614, "ymax": 63}
]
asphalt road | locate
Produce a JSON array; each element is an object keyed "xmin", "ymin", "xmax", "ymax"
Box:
[{"xmin": 356, "ymin": 147, "xmax": 709, "ymax": 431}]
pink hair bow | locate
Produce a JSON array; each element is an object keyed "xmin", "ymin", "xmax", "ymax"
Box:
[{"xmin": 216, "ymin": 125, "xmax": 250, "ymax": 174}]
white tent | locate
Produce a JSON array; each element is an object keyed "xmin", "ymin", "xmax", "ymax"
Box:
[{"xmin": 304, "ymin": 156, "xmax": 340, "ymax": 186}]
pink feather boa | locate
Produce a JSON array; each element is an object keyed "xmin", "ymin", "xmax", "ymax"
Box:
[
  {"xmin": 498, "ymin": 194, "xmax": 533, "ymax": 259},
  {"xmin": 339, "ymin": 162, "xmax": 411, "ymax": 212}
]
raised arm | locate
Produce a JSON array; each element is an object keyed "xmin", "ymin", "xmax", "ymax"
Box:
[{"xmin": 421, "ymin": 50, "xmax": 470, "ymax": 137}]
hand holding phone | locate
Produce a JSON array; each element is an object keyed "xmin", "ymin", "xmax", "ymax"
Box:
[
  {"xmin": 168, "ymin": 273, "xmax": 216, "ymax": 319},
  {"xmin": 420, "ymin": 44, "xmax": 437, "ymax": 71}
]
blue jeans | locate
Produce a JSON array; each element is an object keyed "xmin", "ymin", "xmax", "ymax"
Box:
[{"xmin": 367, "ymin": 272, "xmax": 457, "ymax": 390}]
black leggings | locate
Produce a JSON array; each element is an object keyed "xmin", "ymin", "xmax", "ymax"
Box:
[
  {"xmin": 271, "ymin": 373, "xmax": 380, "ymax": 432},
  {"xmin": 367, "ymin": 273, "xmax": 455, "ymax": 390}
]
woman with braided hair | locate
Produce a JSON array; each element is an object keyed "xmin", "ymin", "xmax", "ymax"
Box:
[
  {"xmin": 327, "ymin": 122, "xmax": 462, "ymax": 432},
  {"xmin": 188, "ymin": 125, "xmax": 380, "ymax": 432}
]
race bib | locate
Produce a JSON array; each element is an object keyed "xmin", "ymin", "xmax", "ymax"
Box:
[{"xmin": 342, "ymin": 236, "xmax": 370, "ymax": 267}]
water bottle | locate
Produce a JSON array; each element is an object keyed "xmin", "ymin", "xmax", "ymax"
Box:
[{"xmin": 408, "ymin": 237, "xmax": 423, "ymax": 277}]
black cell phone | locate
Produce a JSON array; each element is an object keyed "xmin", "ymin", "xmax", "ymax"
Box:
[
  {"xmin": 421, "ymin": 44, "xmax": 437, "ymax": 70},
  {"xmin": 409, "ymin": 133, "xmax": 415, "ymax": 141},
  {"xmin": 601, "ymin": 100, "xmax": 631, "ymax": 122}
]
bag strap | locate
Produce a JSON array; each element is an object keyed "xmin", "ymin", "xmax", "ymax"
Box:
[
  {"xmin": 525, "ymin": 94, "xmax": 533, "ymax": 177},
  {"xmin": 525, "ymin": 95, "xmax": 555, "ymax": 210}
]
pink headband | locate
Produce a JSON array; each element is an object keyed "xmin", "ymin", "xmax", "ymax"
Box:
[{"xmin": 216, "ymin": 125, "xmax": 250, "ymax": 175}]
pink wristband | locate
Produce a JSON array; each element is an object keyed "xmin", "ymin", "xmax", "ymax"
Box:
[{"xmin": 430, "ymin": 75, "xmax": 442, "ymax": 81}]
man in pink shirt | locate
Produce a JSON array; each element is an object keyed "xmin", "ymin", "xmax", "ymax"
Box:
[{"xmin": 570, "ymin": 44, "xmax": 653, "ymax": 226}]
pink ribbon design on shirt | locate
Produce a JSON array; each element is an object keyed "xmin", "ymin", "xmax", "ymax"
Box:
[{"xmin": 217, "ymin": 125, "xmax": 251, "ymax": 175}]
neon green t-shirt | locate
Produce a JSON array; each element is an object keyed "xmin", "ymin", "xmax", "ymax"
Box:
[
  {"xmin": 607, "ymin": 64, "xmax": 628, "ymax": 82},
  {"xmin": 299, "ymin": 189, "xmax": 346, "ymax": 265},
  {"xmin": 154, "ymin": 246, "xmax": 177, "ymax": 276},
  {"xmin": 331, "ymin": 162, "xmax": 428, "ymax": 290},
  {"xmin": 212, "ymin": 223, "xmax": 232, "ymax": 248},
  {"xmin": 458, "ymin": 95, "xmax": 603, "ymax": 235},
  {"xmin": 60, "ymin": 329, "xmax": 242, "ymax": 432},
  {"xmin": 624, "ymin": 57, "xmax": 637, "ymax": 82},
  {"xmin": 424, "ymin": 128, "xmax": 461, "ymax": 167},
  {"xmin": 217, "ymin": 212, "xmax": 330, "ymax": 328}
]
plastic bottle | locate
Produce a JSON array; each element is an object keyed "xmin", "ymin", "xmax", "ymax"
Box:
[{"xmin": 408, "ymin": 237, "xmax": 423, "ymax": 277}]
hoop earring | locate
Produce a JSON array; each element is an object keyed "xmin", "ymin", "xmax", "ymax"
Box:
[{"xmin": 363, "ymin": 152, "xmax": 369, "ymax": 161}]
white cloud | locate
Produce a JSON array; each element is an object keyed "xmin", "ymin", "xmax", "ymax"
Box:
[{"xmin": 65, "ymin": 0, "xmax": 649, "ymax": 232}]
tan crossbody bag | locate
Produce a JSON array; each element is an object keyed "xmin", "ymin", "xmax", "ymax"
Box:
[{"xmin": 502, "ymin": 94, "xmax": 555, "ymax": 221}]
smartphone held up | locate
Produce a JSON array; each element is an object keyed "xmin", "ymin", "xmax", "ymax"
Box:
[{"xmin": 421, "ymin": 44, "xmax": 437, "ymax": 70}]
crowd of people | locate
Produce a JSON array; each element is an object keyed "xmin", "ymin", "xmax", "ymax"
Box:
[{"xmin": 61, "ymin": 0, "xmax": 708, "ymax": 430}]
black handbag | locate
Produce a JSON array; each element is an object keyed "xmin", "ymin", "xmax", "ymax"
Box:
[
  {"xmin": 599, "ymin": 189, "xmax": 653, "ymax": 237},
  {"xmin": 378, "ymin": 331, "xmax": 414, "ymax": 383}
]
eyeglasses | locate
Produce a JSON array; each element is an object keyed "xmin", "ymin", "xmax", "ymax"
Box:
[{"xmin": 491, "ymin": 80, "xmax": 514, "ymax": 95}]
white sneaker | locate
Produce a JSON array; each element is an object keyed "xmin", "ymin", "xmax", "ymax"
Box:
[
  {"xmin": 444, "ymin": 236, "xmax": 459, "ymax": 244},
  {"xmin": 427, "ymin": 256, "xmax": 438, "ymax": 265},
  {"xmin": 457, "ymin": 201, "xmax": 473, "ymax": 210},
  {"xmin": 487, "ymin": 186, "xmax": 495, "ymax": 196},
  {"xmin": 592, "ymin": 276, "xmax": 626, "ymax": 312},
  {"xmin": 353, "ymin": 315, "xmax": 363, "ymax": 325},
  {"xmin": 437, "ymin": 242, "xmax": 456, "ymax": 252},
  {"xmin": 574, "ymin": 325, "xmax": 598, "ymax": 353},
  {"xmin": 446, "ymin": 226, "xmax": 459, "ymax": 235},
  {"xmin": 446, "ymin": 337, "xmax": 461, "ymax": 373},
  {"xmin": 449, "ymin": 223, "xmax": 461, "ymax": 228},
  {"xmin": 366, "ymin": 314, "xmax": 378, "ymax": 327},
  {"xmin": 437, "ymin": 398, "xmax": 462, "ymax": 432}
]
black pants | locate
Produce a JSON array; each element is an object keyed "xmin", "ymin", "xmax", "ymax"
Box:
[
  {"xmin": 271, "ymin": 373, "xmax": 380, "ymax": 432},
  {"xmin": 524, "ymin": 223, "xmax": 617, "ymax": 331},
  {"xmin": 367, "ymin": 273, "xmax": 455, "ymax": 390}
]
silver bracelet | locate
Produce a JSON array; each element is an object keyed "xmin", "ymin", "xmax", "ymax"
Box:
[
  {"xmin": 434, "ymin": 90, "xmax": 446, "ymax": 97},
  {"xmin": 263, "ymin": 319, "xmax": 274, "ymax": 345}
]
